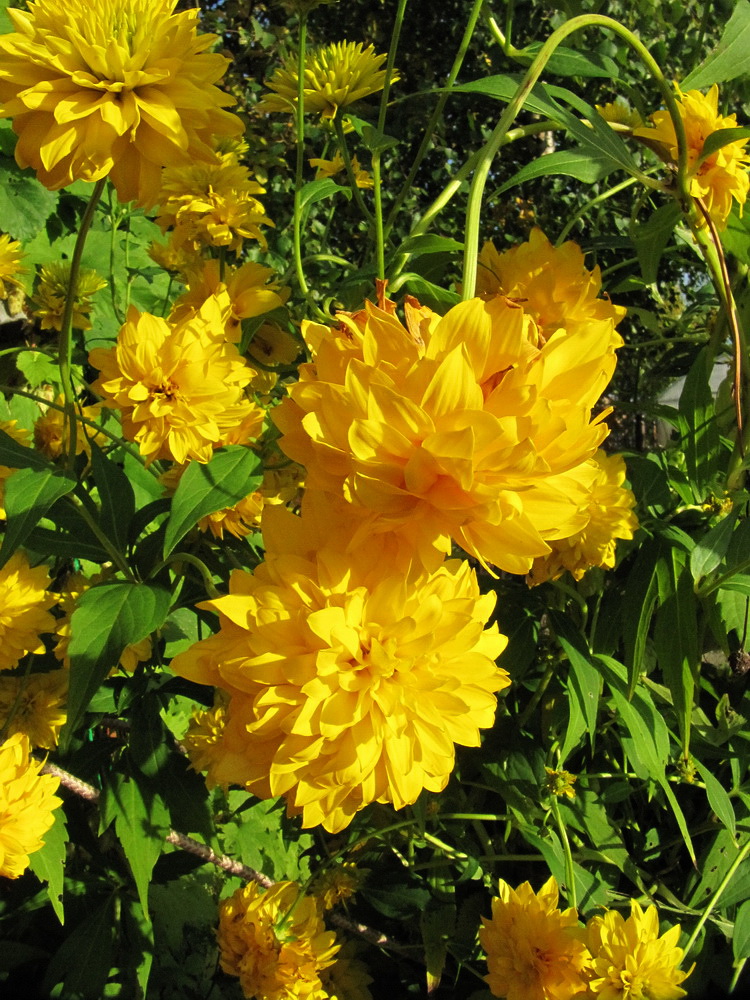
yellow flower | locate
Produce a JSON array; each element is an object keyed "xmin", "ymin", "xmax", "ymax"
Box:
[
  {"xmin": 34, "ymin": 394, "xmax": 107, "ymax": 460},
  {"xmin": 170, "ymin": 259, "xmax": 289, "ymax": 341},
  {"xmin": 248, "ymin": 322, "xmax": 301, "ymax": 368},
  {"xmin": 595, "ymin": 101, "xmax": 644, "ymax": 131},
  {"xmin": 30, "ymin": 261, "xmax": 106, "ymax": 332},
  {"xmin": 309, "ymin": 151, "xmax": 373, "ymax": 189},
  {"xmin": 0, "ymin": 233, "xmax": 25, "ymax": 299},
  {"xmin": 0, "ymin": 669, "xmax": 67, "ymax": 749},
  {"xmin": 217, "ymin": 880, "xmax": 340, "ymax": 1000},
  {"xmin": 157, "ymin": 157, "xmax": 273, "ymax": 253},
  {"xmin": 274, "ymin": 292, "xmax": 620, "ymax": 574},
  {"xmin": 320, "ymin": 940, "xmax": 373, "ymax": 1000},
  {"xmin": 53, "ymin": 571, "xmax": 151, "ymax": 672},
  {"xmin": 0, "ymin": 0, "xmax": 242, "ymax": 206},
  {"xmin": 0, "ymin": 420, "xmax": 30, "ymax": 518},
  {"xmin": 171, "ymin": 498, "xmax": 508, "ymax": 833},
  {"xmin": 476, "ymin": 230, "xmax": 626, "ymax": 342},
  {"xmin": 89, "ymin": 294, "xmax": 262, "ymax": 464},
  {"xmin": 147, "ymin": 235, "xmax": 202, "ymax": 281},
  {"xmin": 257, "ymin": 41, "xmax": 395, "ymax": 120},
  {"xmin": 633, "ymin": 83, "xmax": 750, "ymax": 230},
  {"xmin": 586, "ymin": 901, "xmax": 692, "ymax": 1000},
  {"xmin": 544, "ymin": 766, "xmax": 577, "ymax": 800},
  {"xmin": 528, "ymin": 451, "xmax": 638, "ymax": 586},
  {"xmin": 311, "ymin": 863, "xmax": 363, "ymax": 912},
  {"xmin": 480, "ymin": 877, "xmax": 591, "ymax": 1000},
  {"xmin": 182, "ymin": 697, "xmax": 232, "ymax": 785},
  {"xmin": 0, "ymin": 732, "xmax": 62, "ymax": 879},
  {"xmin": 0, "ymin": 551, "xmax": 57, "ymax": 673}
]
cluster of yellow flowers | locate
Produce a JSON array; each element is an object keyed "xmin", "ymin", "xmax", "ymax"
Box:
[{"xmin": 480, "ymin": 877, "xmax": 692, "ymax": 1000}]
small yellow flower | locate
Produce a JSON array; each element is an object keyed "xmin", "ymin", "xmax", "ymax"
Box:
[
  {"xmin": 634, "ymin": 83, "xmax": 750, "ymax": 230},
  {"xmin": 0, "ymin": 233, "xmax": 25, "ymax": 300},
  {"xmin": 596, "ymin": 100, "xmax": 644, "ymax": 131},
  {"xmin": 0, "ymin": 551, "xmax": 57, "ymax": 673},
  {"xmin": 171, "ymin": 498, "xmax": 508, "ymax": 833},
  {"xmin": 320, "ymin": 940, "xmax": 373, "ymax": 1000},
  {"xmin": 528, "ymin": 451, "xmax": 638, "ymax": 586},
  {"xmin": 480, "ymin": 876, "xmax": 591, "ymax": 1000},
  {"xmin": 157, "ymin": 157, "xmax": 273, "ymax": 253},
  {"xmin": 257, "ymin": 41, "xmax": 396, "ymax": 120},
  {"xmin": 309, "ymin": 151, "xmax": 373, "ymax": 189},
  {"xmin": 586, "ymin": 900, "xmax": 692, "ymax": 1000},
  {"xmin": 0, "ymin": 732, "xmax": 62, "ymax": 879},
  {"xmin": 89, "ymin": 294, "xmax": 262, "ymax": 464},
  {"xmin": 30, "ymin": 261, "xmax": 106, "ymax": 332},
  {"xmin": 311, "ymin": 863, "xmax": 364, "ymax": 911},
  {"xmin": 544, "ymin": 766, "xmax": 577, "ymax": 800},
  {"xmin": 0, "ymin": 0, "xmax": 242, "ymax": 206},
  {"xmin": 217, "ymin": 880, "xmax": 340, "ymax": 1000},
  {"xmin": 34, "ymin": 395, "xmax": 107, "ymax": 460},
  {"xmin": 0, "ymin": 669, "xmax": 67, "ymax": 749},
  {"xmin": 147, "ymin": 235, "xmax": 201, "ymax": 281},
  {"xmin": 477, "ymin": 229, "xmax": 625, "ymax": 342}
]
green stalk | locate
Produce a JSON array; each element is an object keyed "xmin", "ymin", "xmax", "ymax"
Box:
[
  {"xmin": 333, "ymin": 116, "xmax": 372, "ymax": 221},
  {"xmin": 683, "ymin": 837, "xmax": 750, "ymax": 957},
  {"xmin": 551, "ymin": 796, "xmax": 577, "ymax": 908},
  {"xmin": 59, "ymin": 177, "xmax": 106, "ymax": 472},
  {"xmin": 384, "ymin": 0, "xmax": 483, "ymax": 237},
  {"xmin": 65, "ymin": 494, "xmax": 135, "ymax": 580},
  {"xmin": 461, "ymin": 14, "xmax": 690, "ymax": 300},
  {"xmin": 292, "ymin": 12, "xmax": 311, "ymax": 298}
]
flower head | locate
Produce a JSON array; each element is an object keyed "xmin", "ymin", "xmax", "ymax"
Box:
[
  {"xmin": 528, "ymin": 451, "xmax": 638, "ymax": 585},
  {"xmin": 0, "ymin": 0, "xmax": 242, "ymax": 205},
  {"xmin": 0, "ymin": 233, "xmax": 25, "ymax": 300},
  {"xmin": 274, "ymin": 292, "xmax": 620, "ymax": 574},
  {"xmin": 476, "ymin": 230, "xmax": 626, "ymax": 341},
  {"xmin": 586, "ymin": 900, "xmax": 691, "ymax": 1000},
  {"xmin": 89, "ymin": 294, "xmax": 262, "ymax": 464},
  {"xmin": 217, "ymin": 880, "xmax": 340, "ymax": 1000},
  {"xmin": 0, "ymin": 732, "xmax": 62, "ymax": 879},
  {"xmin": 320, "ymin": 940, "xmax": 373, "ymax": 1000},
  {"xmin": 633, "ymin": 84, "xmax": 750, "ymax": 230},
  {"xmin": 310, "ymin": 151, "xmax": 373, "ymax": 189},
  {"xmin": 157, "ymin": 157, "xmax": 272, "ymax": 253},
  {"xmin": 0, "ymin": 669, "xmax": 68, "ymax": 749},
  {"xmin": 544, "ymin": 766, "xmax": 577, "ymax": 800},
  {"xmin": 30, "ymin": 261, "xmax": 106, "ymax": 332},
  {"xmin": 171, "ymin": 498, "xmax": 508, "ymax": 832},
  {"xmin": 257, "ymin": 41, "xmax": 395, "ymax": 119},
  {"xmin": 480, "ymin": 877, "xmax": 591, "ymax": 1000},
  {"xmin": 34, "ymin": 395, "xmax": 107, "ymax": 460},
  {"xmin": 0, "ymin": 551, "xmax": 57, "ymax": 672},
  {"xmin": 311, "ymin": 863, "xmax": 364, "ymax": 912}
]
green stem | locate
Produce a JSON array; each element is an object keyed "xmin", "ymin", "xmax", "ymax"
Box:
[
  {"xmin": 550, "ymin": 796, "xmax": 577, "ymax": 908},
  {"xmin": 150, "ymin": 552, "xmax": 222, "ymax": 600},
  {"xmin": 461, "ymin": 14, "xmax": 689, "ymax": 300},
  {"xmin": 292, "ymin": 13, "xmax": 311, "ymax": 299},
  {"xmin": 683, "ymin": 837, "xmax": 750, "ymax": 958},
  {"xmin": 59, "ymin": 177, "xmax": 106, "ymax": 472},
  {"xmin": 65, "ymin": 494, "xmax": 135, "ymax": 580},
  {"xmin": 384, "ymin": 0, "xmax": 484, "ymax": 237},
  {"xmin": 333, "ymin": 116, "xmax": 372, "ymax": 221},
  {"xmin": 557, "ymin": 175, "xmax": 640, "ymax": 243},
  {"xmin": 516, "ymin": 658, "xmax": 558, "ymax": 731}
]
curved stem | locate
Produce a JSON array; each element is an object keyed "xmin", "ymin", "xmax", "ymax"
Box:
[
  {"xmin": 152, "ymin": 551, "xmax": 222, "ymax": 600},
  {"xmin": 461, "ymin": 14, "xmax": 690, "ymax": 300},
  {"xmin": 59, "ymin": 177, "xmax": 106, "ymax": 472}
]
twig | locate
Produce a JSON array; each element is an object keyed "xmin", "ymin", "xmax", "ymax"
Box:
[{"xmin": 165, "ymin": 830, "xmax": 274, "ymax": 889}]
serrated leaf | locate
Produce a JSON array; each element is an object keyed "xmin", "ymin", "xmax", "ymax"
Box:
[
  {"xmin": 0, "ymin": 467, "xmax": 76, "ymax": 568},
  {"xmin": 90, "ymin": 442, "xmax": 135, "ymax": 555},
  {"xmin": 734, "ymin": 900, "xmax": 750, "ymax": 961},
  {"xmin": 14, "ymin": 350, "xmax": 60, "ymax": 389},
  {"xmin": 693, "ymin": 758, "xmax": 736, "ymax": 839},
  {"xmin": 122, "ymin": 899, "xmax": 154, "ymax": 999},
  {"xmin": 43, "ymin": 893, "xmax": 116, "ymax": 1000},
  {"xmin": 29, "ymin": 803, "xmax": 68, "ymax": 924},
  {"xmin": 61, "ymin": 582, "xmax": 171, "ymax": 747},
  {"xmin": 632, "ymin": 202, "xmax": 681, "ymax": 285},
  {"xmin": 683, "ymin": 0, "xmax": 750, "ymax": 88},
  {"xmin": 495, "ymin": 147, "xmax": 615, "ymax": 195},
  {"xmin": 109, "ymin": 772, "xmax": 169, "ymax": 916},
  {"xmin": 163, "ymin": 445, "xmax": 263, "ymax": 556},
  {"xmin": 0, "ymin": 159, "xmax": 59, "ymax": 241}
]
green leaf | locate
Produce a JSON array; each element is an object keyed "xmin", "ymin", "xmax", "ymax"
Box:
[
  {"xmin": 163, "ymin": 445, "xmax": 263, "ymax": 557},
  {"xmin": 298, "ymin": 178, "xmax": 352, "ymax": 220},
  {"xmin": 43, "ymin": 893, "xmax": 117, "ymax": 1000},
  {"xmin": 122, "ymin": 899, "xmax": 155, "ymax": 999},
  {"xmin": 108, "ymin": 772, "xmax": 169, "ymax": 916},
  {"xmin": 0, "ymin": 159, "xmax": 59, "ymax": 241},
  {"xmin": 0, "ymin": 467, "xmax": 76, "ymax": 568},
  {"xmin": 90, "ymin": 442, "xmax": 135, "ymax": 556},
  {"xmin": 399, "ymin": 274, "xmax": 460, "ymax": 311},
  {"xmin": 494, "ymin": 147, "xmax": 615, "ymax": 196},
  {"xmin": 0, "ymin": 0, "xmax": 14, "ymax": 34},
  {"xmin": 622, "ymin": 543, "xmax": 660, "ymax": 696},
  {"xmin": 690, "ymin": 510, "xmax": 739, "ymax": 586},
  {"xmin": 129, "ymin": 698, "xmax": 171, "ymax": 780},
  {"xmin": 450, "ymin": 74, "xmax": 561, "ymax": 118},
  {"xmin": 546, "ymin": 85, "xmax": 639, "ymax": 176},
  {"xmin": 61, "ymin": 582, "xmax": 172, "ymax": 747},
  {"xmin": 518, "ymin": 42, "xmax": 619, "ymax": 79},
  {"xmin": 678, "ymin": 347, "xmax": 722, "ymax": 495},
  {"xmin": 346, "ymin": 116, "xmax": 400, "ymax": 154},
  {"xmin": 631, "ymin": 202, "xmax": 681, "ymax": 285},
  {"xmin": 549, "ymin": 611, "xmax": 601, "ymax": 758},
  {"xmin": 693, "ymin": 757, "xmax": 736, "ymax": 839},
  {"xmin": 653, "ymin": 549, "xmax": 698, "ymax": 753},
  {"xmin": 0, "ymin": 425, "xmax": 53, "ymax": 472},
  {"xmin": 420, "ymin": 900, "xmax": 455, "ymax": 993},
  {"xmin": 682, "ymin": 0, "xmax": 750, "ymax": 88},
  {"xmin": 14, "ymin": 350, "xmax": 60, "ymax": 389},
  {"xmin": 698, "ymin": 127, "xmax": 750, "ymax": 163},
  {"xmin": 397, "ymin": 234, "xmax": 464, "ymax": 257},
  {"xmin": 29, "ymin": 803, "xmax": 68, "ymax": 924},
  {"xmin": 734, "ymin": 900, "xmax": 750, "ymax": 962}
]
